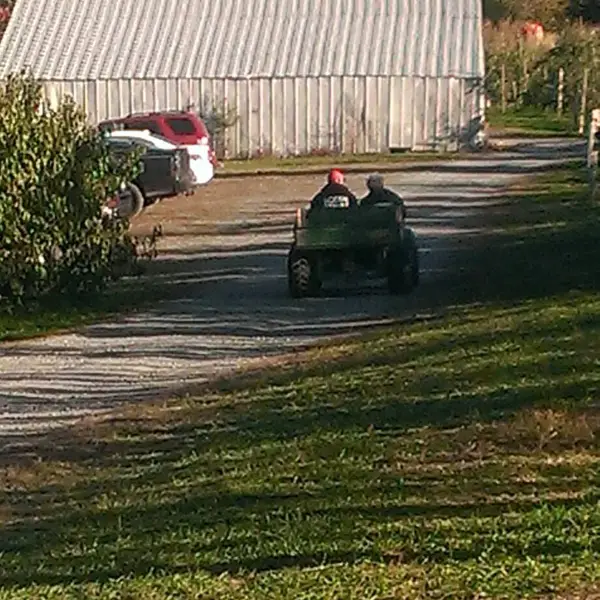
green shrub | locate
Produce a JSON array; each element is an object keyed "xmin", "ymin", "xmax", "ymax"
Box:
[{"xmin": 0, "ymin": 72, "xmax": 144, "ymax": 308}]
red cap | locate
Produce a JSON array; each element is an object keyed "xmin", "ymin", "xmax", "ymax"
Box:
[{"xmin": 328, "ymin": 168, "xmax": 344, "ymax": 185}]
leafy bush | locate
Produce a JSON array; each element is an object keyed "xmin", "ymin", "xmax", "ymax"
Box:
[{"xmin": 0, "ymin": 72, "xmax": 144, "ymax": 308}]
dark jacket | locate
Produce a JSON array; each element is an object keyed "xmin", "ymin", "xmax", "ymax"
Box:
[
  {"xmin": 309, "ymin": 182, "xmax": 358, "ymax": 211},
  {"xmin": 360, "ymin": 187, "xmax": 407, "ymax": 219}
]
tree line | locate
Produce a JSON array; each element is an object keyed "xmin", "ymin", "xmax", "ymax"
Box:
[
  {"xmin": 484, "ymin": 0, "xmax": 600, "ymax": 25},
  {"xmin": 484, "ymin": 17, "xmax": 600, "ymax": 132}
]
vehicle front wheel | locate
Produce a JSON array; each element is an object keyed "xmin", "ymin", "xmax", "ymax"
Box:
[{"xmin": 127, "ymin": 183, "xmax": 145, "ymax": 217}]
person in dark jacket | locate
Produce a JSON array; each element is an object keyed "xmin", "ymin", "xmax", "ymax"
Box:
[
  {"xmin": 308, "ymin": 168, "xmax": 358, "ymax": 213},
  {"xmin": 360, "ymin": 173, "xmax": 407, "ymax": 220}
]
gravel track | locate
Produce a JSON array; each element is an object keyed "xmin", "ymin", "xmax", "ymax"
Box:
[{"xmin": 0, "ymin": 140, "xmax": 584, "ymax": 441}]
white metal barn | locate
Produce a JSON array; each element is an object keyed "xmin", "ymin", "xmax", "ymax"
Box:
[{"xmin": 0, "ymin": 0, "xmax": 485, "ymax": 157}]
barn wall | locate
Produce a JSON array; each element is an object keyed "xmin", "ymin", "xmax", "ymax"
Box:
[{"xmin": 38, "ymin": 76, "xmax": 485, "ymax": 157}]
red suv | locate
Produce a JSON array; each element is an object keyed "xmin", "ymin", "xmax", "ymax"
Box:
[{"xmin": 99, "ymin": 110, "xmax": 219, "ymax": 175}]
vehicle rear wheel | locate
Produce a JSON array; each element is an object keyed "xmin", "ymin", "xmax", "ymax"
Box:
[
  {"xmin": 288, "ymin": 251, "xmax": 320, "ymax": 298},
  {"xmin": 387, "ymin": 248, "xmax": 414, "ymax": 295}
]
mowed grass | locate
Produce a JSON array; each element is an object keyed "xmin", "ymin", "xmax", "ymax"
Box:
[
  {"xmin": 1, "ymin": 165, "xmax": 600, "ymax": 599},
  {"xmin": 219, "ymin": 151, "xmax": 467, "ymax": 173},
  {"xmin": 487, "ymin": 106, "xmax": 579, "ymax": 138},
  {"xmin": 0, "ymin": 279, "xmax": 162, "ymax": 342},
  {"xmin": 0, "ymin": 307, "xmax": 99, "ymax": 342}
]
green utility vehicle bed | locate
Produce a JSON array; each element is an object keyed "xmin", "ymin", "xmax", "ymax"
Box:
[{"xmin": 287, "ymin": 202, "xmax": 419, "ymax": 297}]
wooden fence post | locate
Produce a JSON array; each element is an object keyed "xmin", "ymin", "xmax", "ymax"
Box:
[
  {"xmin": 579, "ymin": 68, "xmax": 590, "ymax": 135},
  {"xmin": 501, "ymin": 63, "xmax": 507, "ymax": 113},
  {"xmin": 587, "ymin": 108, "xmax": 600, "ymax": 200},
  {"xmin": 557, "ymin": 67, "xmax": 564, "ymax": 116}
]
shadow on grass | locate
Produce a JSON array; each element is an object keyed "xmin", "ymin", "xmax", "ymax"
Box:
[
  {"xmin": 1, "ymin": 434, "xmax": 599, "ymax": 587},
  {"xmin": 2, "ymin": 484, "xmax": 599, "ymax": 586},
  {"xmin": 0, "ymin": 267, "xmax": 169, "ymax": 343},
  {"xmin": 437, "ymin": 168, "xmax": 600, "ymax": 306}
]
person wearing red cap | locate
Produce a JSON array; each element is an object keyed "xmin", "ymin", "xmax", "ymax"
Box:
[{"xmin": 307, "ymin": 168, "xmax": 358, "ymax": 215}]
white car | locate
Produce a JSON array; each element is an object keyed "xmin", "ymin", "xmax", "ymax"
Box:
[{"xmin": 106, "ymin": 129, "xmax": 214, "ymax": 186}]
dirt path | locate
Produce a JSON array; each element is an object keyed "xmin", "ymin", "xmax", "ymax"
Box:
[{"xmin": 0, "ymin": 141, "xmax": 583, "ymax": 441}]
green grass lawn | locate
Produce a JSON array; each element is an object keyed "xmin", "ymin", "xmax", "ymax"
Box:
[
  {"xmin": 0, "ymin": 297, "xmax": 125, "ymax": 342},
  {"xmin": 1, "ymin": 165, "xmax": 599, "ymax": 599},
  {"xmin": 487, "ymin": 106, "xmax": 580, "ymax": 138},
  {"xmin": 219, "ymin": 151, "xmax": 465, "ymax": 173},
  {"xmin": 0, "ymin": 277, "xmax": 161, "ymax": 342}
]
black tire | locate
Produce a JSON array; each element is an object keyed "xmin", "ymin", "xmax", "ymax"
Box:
[
  {"xmin": 127, "ymin": 183, "xmax": 145, "ymax": 218},
  {"xmin": 288, "ymin": 251, "xmax": 320, "ymax": 298},
  {"xmin": 387, "ymin": 248, "xmax": 414, "ymax": 295}
]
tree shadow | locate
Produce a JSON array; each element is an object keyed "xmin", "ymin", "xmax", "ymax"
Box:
[{"xmin": 1, "ymin": 424, "xmax": 598, "ymax": 588}]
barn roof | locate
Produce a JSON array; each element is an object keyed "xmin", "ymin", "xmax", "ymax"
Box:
[{"xmin": 0, "ymin": 0, "xmax": 484, "ymax": 80}]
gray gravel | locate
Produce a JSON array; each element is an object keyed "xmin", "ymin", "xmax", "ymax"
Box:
[{"xmin": 0, "ymin": 140, "xmax": 584, "ymax": 440}]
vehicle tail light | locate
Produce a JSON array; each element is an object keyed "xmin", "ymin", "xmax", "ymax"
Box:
[
  {"xmin": 196, "ymin": 135, "xmax": 218, "ymax": 166},
  {"xmin": 106, "ymin": 195, "xmax": 118, "ymax": 208}
]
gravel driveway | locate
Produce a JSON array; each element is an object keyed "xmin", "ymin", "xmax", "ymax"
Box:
[{"xmin": 0, "ymin": 140, "xmax": 584, "ymax": 440}]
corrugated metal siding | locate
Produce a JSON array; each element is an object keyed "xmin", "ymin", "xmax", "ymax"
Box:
[
  {"xmin": 0, "ymin": 0, "xmax": 484, "ymax": 79},
  {"xmin": 36, "ymin": 75, "xmax": 484, "ymax": 157}
]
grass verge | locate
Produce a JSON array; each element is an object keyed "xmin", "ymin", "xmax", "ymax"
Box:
[
  {"xmin": 0, "ymin": 165, "xmax": 599, "ymax": 598},
  {"xmin": 0, "ymin": 270, "xmax": 168, "ymax": 342},
  {"xmin": 218, "ymin": 151, "xmax": 475, "ymax": 174},
  {"xmin": 487, "ymin": 106, "xmax": 580, "ymax": 138},
  {"xmin": 0, "ymin": 303, "xmax": 115, "ymax": 342}
]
